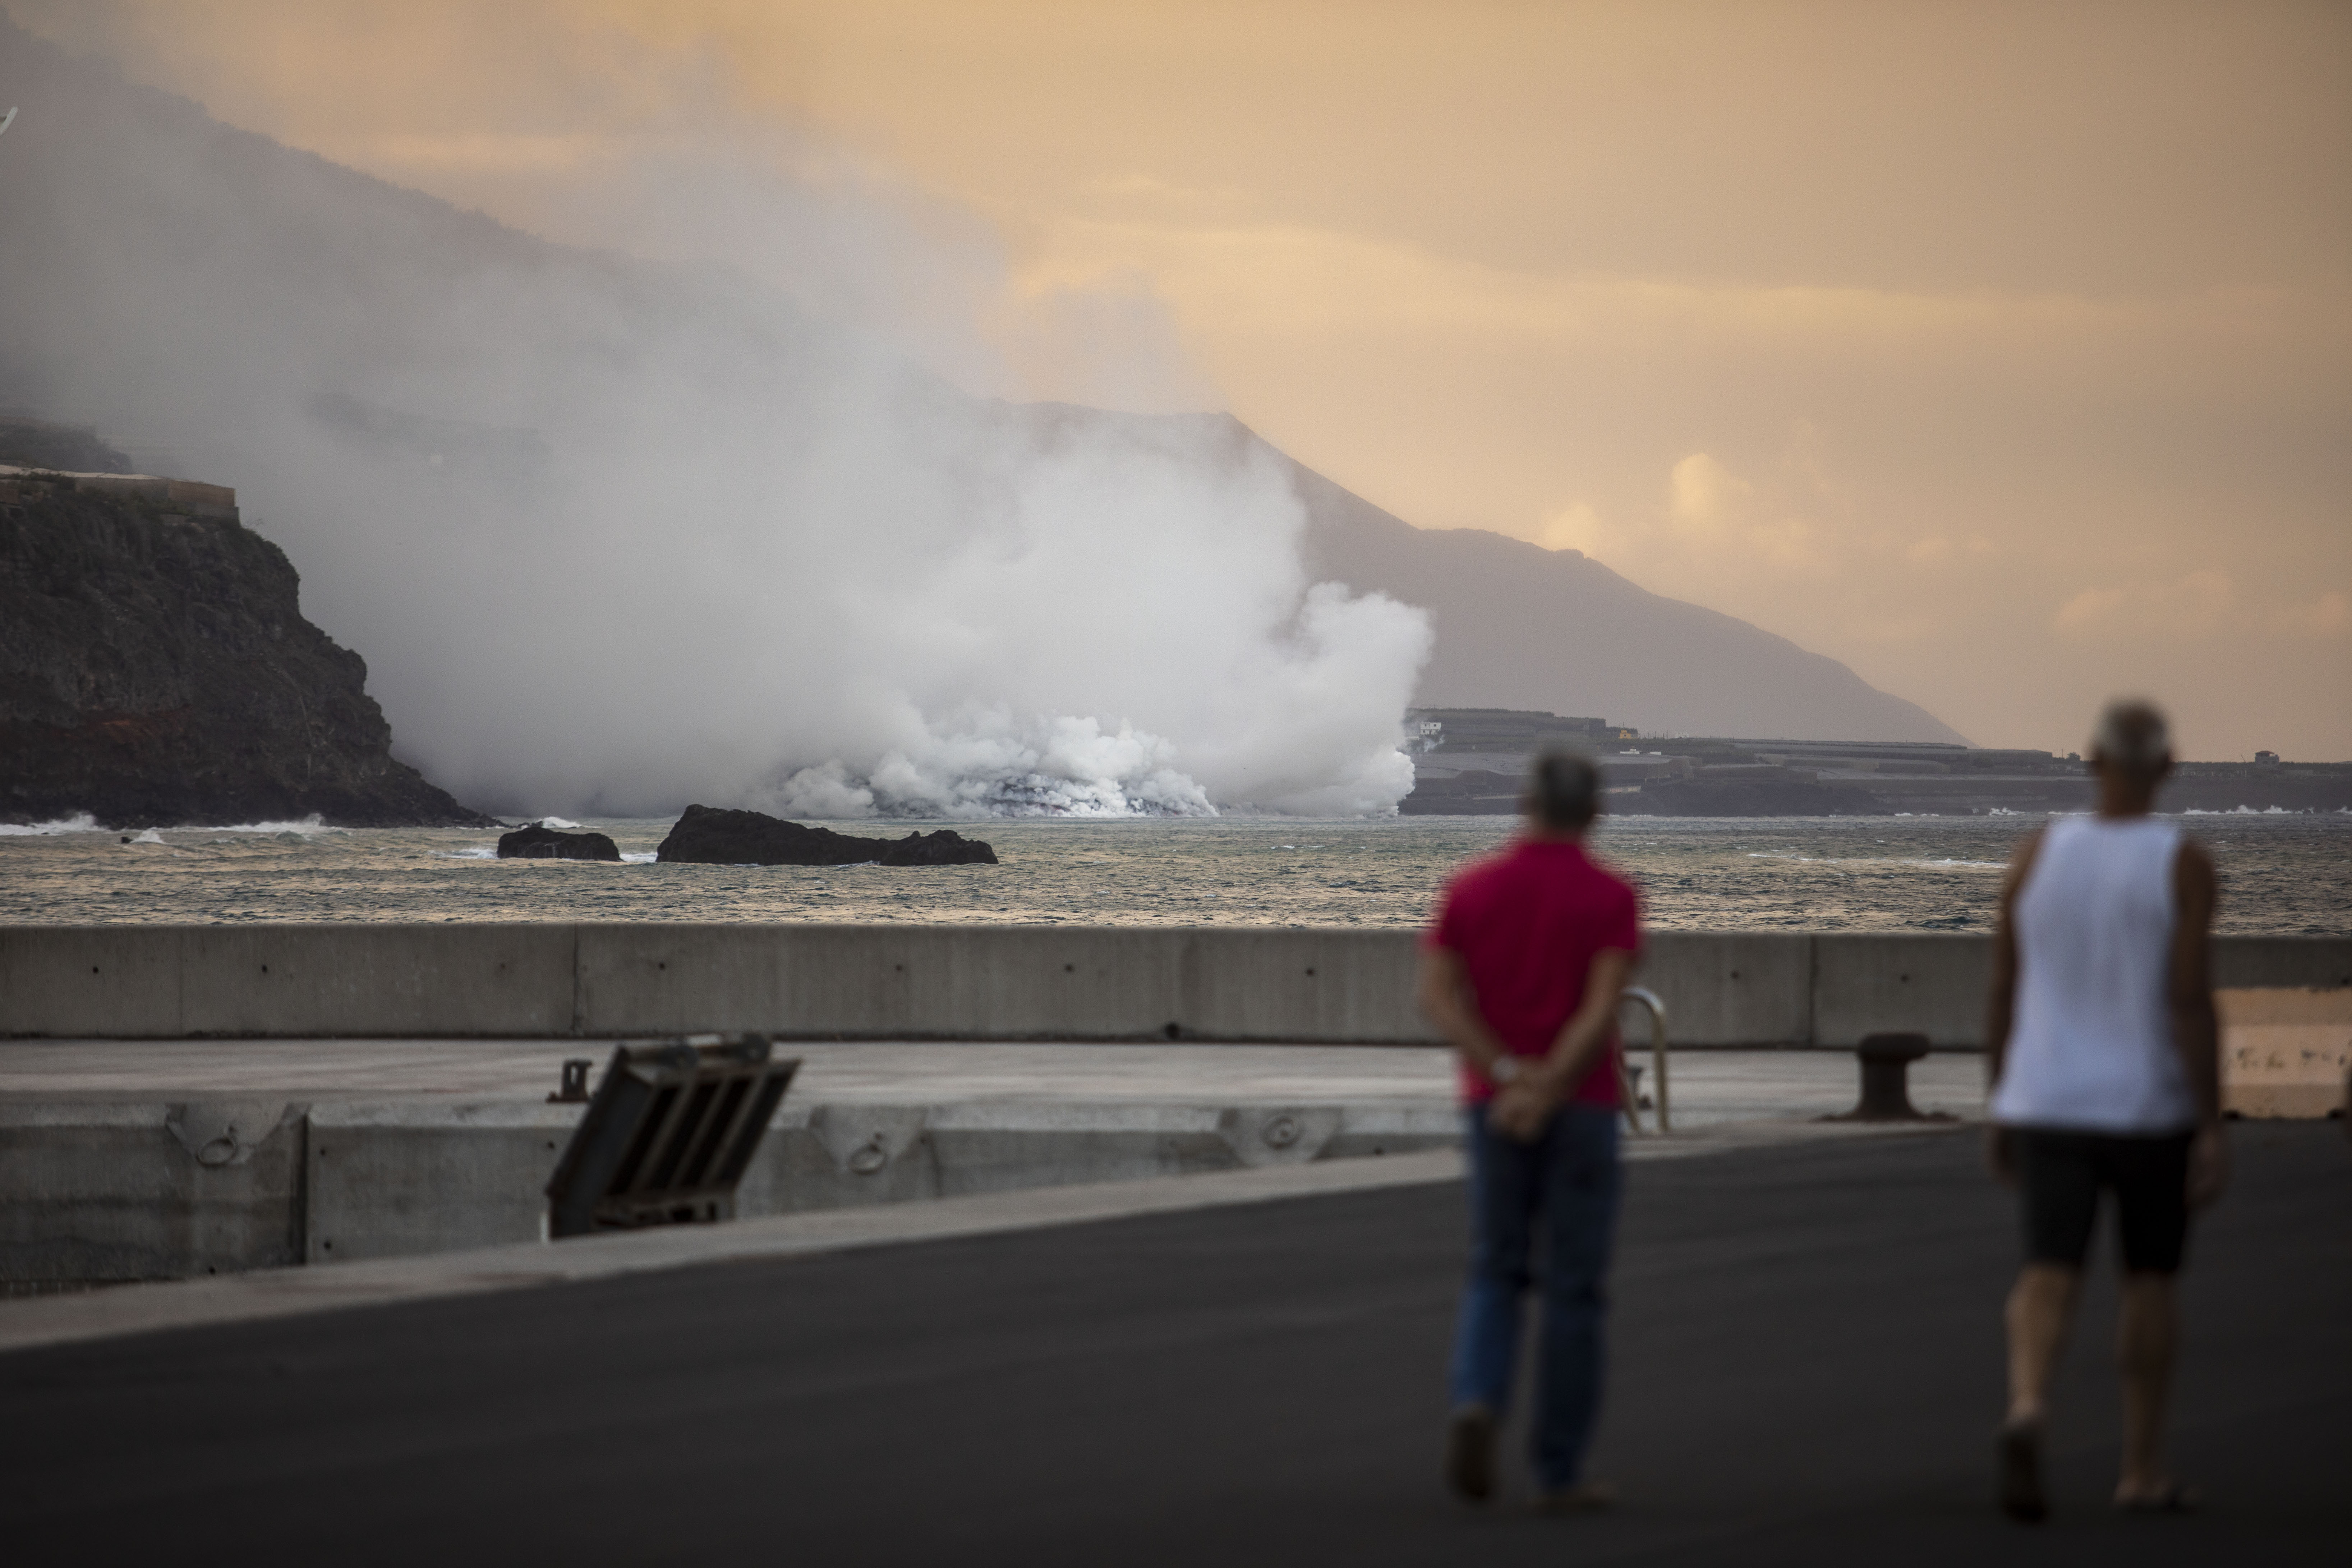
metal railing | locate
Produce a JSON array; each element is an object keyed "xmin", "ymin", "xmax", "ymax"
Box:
[{"xmin": 1616, "ymin": 987, "xmax": 1671, "ymax": 1134}]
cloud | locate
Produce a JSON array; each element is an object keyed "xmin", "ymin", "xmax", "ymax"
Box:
[
  {"xmin": 1533, "ymin": 500, "xmax": 1611, "ymax": 556},
  {"xmin": 1668, "ymin": 453, "xmax": 1750, "ymax": 526},
  {"xmin": 2271, "ymin": 590, "xmax": 2349, "ymax": 639},
  {"xmin": 2052, "ymin": 571, "xmax": 2236, "ymax": 640}
]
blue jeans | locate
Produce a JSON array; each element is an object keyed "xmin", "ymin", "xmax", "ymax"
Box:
[{"xmin": 1449, "ymin": 1101, "xmax": 1623, "ymax": 1491}]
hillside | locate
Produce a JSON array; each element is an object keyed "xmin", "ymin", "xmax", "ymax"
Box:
[
  {"xmin": 1011, "ymin": 405, "xmax": 1970, "ymax": 745},
  {"xmin": 1282, "ymin": 454, "xmax": 1969, "ymax": 744}
]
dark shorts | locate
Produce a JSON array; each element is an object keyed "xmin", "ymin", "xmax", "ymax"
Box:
[{"xmin": 2013, "ymin": 1128, "xmax": 2193, "ymax": 1274}]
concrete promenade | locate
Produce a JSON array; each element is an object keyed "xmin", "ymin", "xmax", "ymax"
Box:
[
  {"xmin": 0, "ymin": 1036, "xmax": 1992, "ymax": 1116},
  {"xmin": 0, "ymin": 1125, "xmax": 2340, "ymax": 1565}
]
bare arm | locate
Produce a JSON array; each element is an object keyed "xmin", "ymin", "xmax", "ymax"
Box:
[
  {"xmin": 1983, "ymin": 827, "xmax": 2042, "ymax": 1183},
  {"xmin": 1418, "ymin": 946, "xmax": 1511, "ymax": 1084},
  {"xmin": 2172, "ymin": 839, "xmax": 2229, "ymax": 1206},
  {"xmin": 1984, "ymin": 826, "xmax": 2043, "ymax": 1097},
  {"xmin": 1534, "ymin": 946, "xmax": 1636, "ymax": 1100},
  {"xmin": 2169, "ymin": 840, "xmax": 2221, "ymax": 1124},
  {"xmin": 1419, "ymin": 943, "xmax": 1637, "ymax": 1142}
]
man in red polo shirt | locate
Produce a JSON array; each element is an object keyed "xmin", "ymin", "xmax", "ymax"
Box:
[{"xmin": 1418, "ymin": 747, "xmax": 1640, "ymax": 1513}]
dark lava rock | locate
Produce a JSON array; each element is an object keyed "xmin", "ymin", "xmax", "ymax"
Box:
[
  {"xmin": 1401, "ymin": 768, "xmax": 1890, "ymax": 817},
  {"xmin": 0, "ymin": 470, "xmax": 494, "ymax": 828},
  {"xmin": 1631, "ymin": 778, "xmax": 1891, "ymax": 817},
  {"xmin": 655, "ymin": 804, "xmax": 997, "ymax": 867},
  {"xmin": 497, "ymin": 823, "xmax": 621, "ymax": 861}
]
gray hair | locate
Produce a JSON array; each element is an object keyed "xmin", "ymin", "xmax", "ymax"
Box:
[
  {"xmin": 1527, "ymin": 746, "xmax": 1602, "ymax": 830},
  {"xmin": 2090, "ymin": 698, "xmax": 2171, "ymax": 776}
]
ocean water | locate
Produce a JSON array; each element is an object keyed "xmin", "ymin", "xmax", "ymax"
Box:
[{"xmin": 3, "ymin": 813, "xmax": 2346, "ymax": 934}]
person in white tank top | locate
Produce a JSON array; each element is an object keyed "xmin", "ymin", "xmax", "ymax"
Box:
[
  {"xmin": 1989, "ymin": 813, "xmax": 2197, "ymax": 1133},
  {"xmin": 1982, "ymin": 699, "xmax": 2225, "ymax": 1523}
]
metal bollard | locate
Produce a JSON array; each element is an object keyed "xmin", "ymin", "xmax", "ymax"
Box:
[{"xmin": 1830, "ymin": 1032, "xmax": 1949, "ymax": 1122}]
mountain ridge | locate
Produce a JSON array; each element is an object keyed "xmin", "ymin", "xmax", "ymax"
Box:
[{"xmin": 1009, "ymin": 404, "xmax": 1969, "ymax": 745}]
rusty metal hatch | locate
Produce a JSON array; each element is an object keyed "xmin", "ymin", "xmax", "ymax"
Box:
[{"xmin": 545, "ymin": 1034, "xmax": 798, "ymax": 1240}]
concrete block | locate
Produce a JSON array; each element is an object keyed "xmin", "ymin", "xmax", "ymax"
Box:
[
  {"xmin": 1639, "ymin": 933, "xmax": 1813, "ymax": 1045},
  {"xmin": 0, "ymin": 1101, "xmax": 302, "ymax": 1284},
  {"xmin": 1321, "ymin": 1105, "xmax": 1461, "ymax": 1161},
  {"xmin": 739, "ymin": 1113, "xmax": 942, "ymax": 1214},
  {"xmin": 2213, "ymin": 938, "xmax": 2352, "ymax": 992},
  {"xmin": 574, "ymin": 924, "xmax": 1435, "ymax": 1042},
  {"xmin": 576, "ymin": 923, "xmax": 967, "ymax": 1038},
  {"xmin": 1175, "ymin": 929, "xmax": 1426, "ymax": 1042},
  {"xmin": 181, "ymin": 925, "xmax": 576, "ymax": 1036},
  {"xmin": 2219, "ymin": 988, "xmax": 2352, "ymax": 1120},
  {"xmin": 1812, "ymin": 935, "xmax": 1989, "ymax": 1048},
  {"xmin": 0, "ymin": 926, "xmax": 185, "ymax": 1037},
  {"xmin": 306, "ymin": 1101, "xmax": 583, "ymax": 1263},
  {"xmin": 922, "ymin": 1104, "xmax": 1235, "ymax": 1197},
  {"xmin": 1216, "ymin": 1105, "xmax": 1344, "ymax": 1166}
]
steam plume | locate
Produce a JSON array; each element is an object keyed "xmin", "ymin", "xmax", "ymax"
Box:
[{"xmin": 0, "ymin": 22, "xmax": 1428, "ymax": 817}]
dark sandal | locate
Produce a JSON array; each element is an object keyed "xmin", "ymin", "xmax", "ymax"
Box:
[
  {"xmin": 1999, "ymin": 1421, "xmax": 2048, "ymax": 1523},
  {"xmin": 2117, "ymin": 1481, "xmax": 2200, "ymax": 1514},
  {"xmin": 1444, "ymin": 1406, "xmax": 1497, "ymax": 1503}
]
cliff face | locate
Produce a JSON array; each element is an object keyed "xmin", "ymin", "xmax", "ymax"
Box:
[{"xmin": 0, "ymin": 468, "xmax": 491, "ymax": 827}]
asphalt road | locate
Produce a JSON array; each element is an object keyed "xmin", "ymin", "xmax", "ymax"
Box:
[{"xmin": 3, "ymin": 1124, "xmax": 2343, "ymax": 1567}]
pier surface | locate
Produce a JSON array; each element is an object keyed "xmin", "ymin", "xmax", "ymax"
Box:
[
  {"xmin": 0, "ymin": 1123, "xmax": 2340, "ymax": 1565},
  {"xmin": 0, "ymin": 1036, "xmax": 1992, "ymax": 1117}
]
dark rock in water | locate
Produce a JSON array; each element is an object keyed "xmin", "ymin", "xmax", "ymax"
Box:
[
  {"xmin": 498, "ymin": 823, "xmax": 621, "ymax": 861},
  {"xmin": 656, "ymin": 804, "xmax": 997, "ymax": 867},
  {"xmin": 0, "ymin": 468, "xmax": 494, "ymax": 828}
]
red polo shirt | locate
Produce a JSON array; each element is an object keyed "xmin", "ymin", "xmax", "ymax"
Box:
[{"xmin": 1424, "ymin": 836, "xmax": 1643, "ymax": 1108}]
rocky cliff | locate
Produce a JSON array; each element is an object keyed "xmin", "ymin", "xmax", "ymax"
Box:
[{"xmin": 0, "ymin": 460, "xmax": 491, "ymax": 828}]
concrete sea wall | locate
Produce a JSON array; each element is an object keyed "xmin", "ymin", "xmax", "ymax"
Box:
[
  {"xmin": 0, "ymin": 1096, "xmax": 1450, "ymax": 1287},
  {"xmin": 4, "ymin": 924, "xmax": 2346, "ymax": 1047}
]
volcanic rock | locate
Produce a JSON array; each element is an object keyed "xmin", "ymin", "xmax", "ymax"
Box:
[
  {"xmin": 655, "ymin": 804, "xmax": 997, "ymax": 867},
  {"xmin": 1630, "ymin": 778, "xmax": 1891, "ymax": 817},
  {"xmin": 497, "ymin": 823, "xmax": 621, "ymax": 860},
  {"xmin": 0, "ymin": 462, "xmax": 493, "ymax": 828}
]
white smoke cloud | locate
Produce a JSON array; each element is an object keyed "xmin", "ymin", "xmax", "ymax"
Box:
[{"xmin": 0, "ymin": 21, "xmax": 1430, "ymax": 819}]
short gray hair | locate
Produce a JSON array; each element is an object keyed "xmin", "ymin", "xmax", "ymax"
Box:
[
  {"xmin": 2090, "ymin": 698, "xmax": 2171, "ymax": 777},
  {"xmin": 1527, "ymin": 746, "xmax": 1601, "ymax": 830}
]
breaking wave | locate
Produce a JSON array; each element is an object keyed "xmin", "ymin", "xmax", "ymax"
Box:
[{"xmin": 1, "ymin": 814, "xmax": 337, "ymax": 836}]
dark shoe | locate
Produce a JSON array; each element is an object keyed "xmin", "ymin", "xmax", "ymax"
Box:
[
  {"xmin": 1999, "ymin": 1419, "xmax": 2048, "ymax": 1523},
  {"xmin": 1444, "ymin": 1405, "xmax": 1497, "ymax": 1502},
  {"xmin": 2116, "ymin": 1480, "xmax": 2200, "ymax": 1514},
  {"xmin": 1532, "ymin": 1480, "xmax": 1619, "ymax": 1516}
]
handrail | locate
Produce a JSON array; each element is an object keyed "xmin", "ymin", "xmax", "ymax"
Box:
[{"xmin": 1617, "ymin": 987, "xmax": 1671, "ymax": 1134}]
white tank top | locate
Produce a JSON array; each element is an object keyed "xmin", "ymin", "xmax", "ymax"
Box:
[{"xmin": 1988, "ymin": 814, "xmax": 2195, "ymax": 1134}]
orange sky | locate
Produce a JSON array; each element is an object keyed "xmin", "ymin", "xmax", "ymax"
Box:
[{"xmin": 16, "ymin": 0, "xmax": 2352, "ymax": 756}]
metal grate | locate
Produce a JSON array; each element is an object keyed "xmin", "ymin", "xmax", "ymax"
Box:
[{"xmin": 544, "ymin": 1034, "xmax": 798, "ymax": 1239}]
